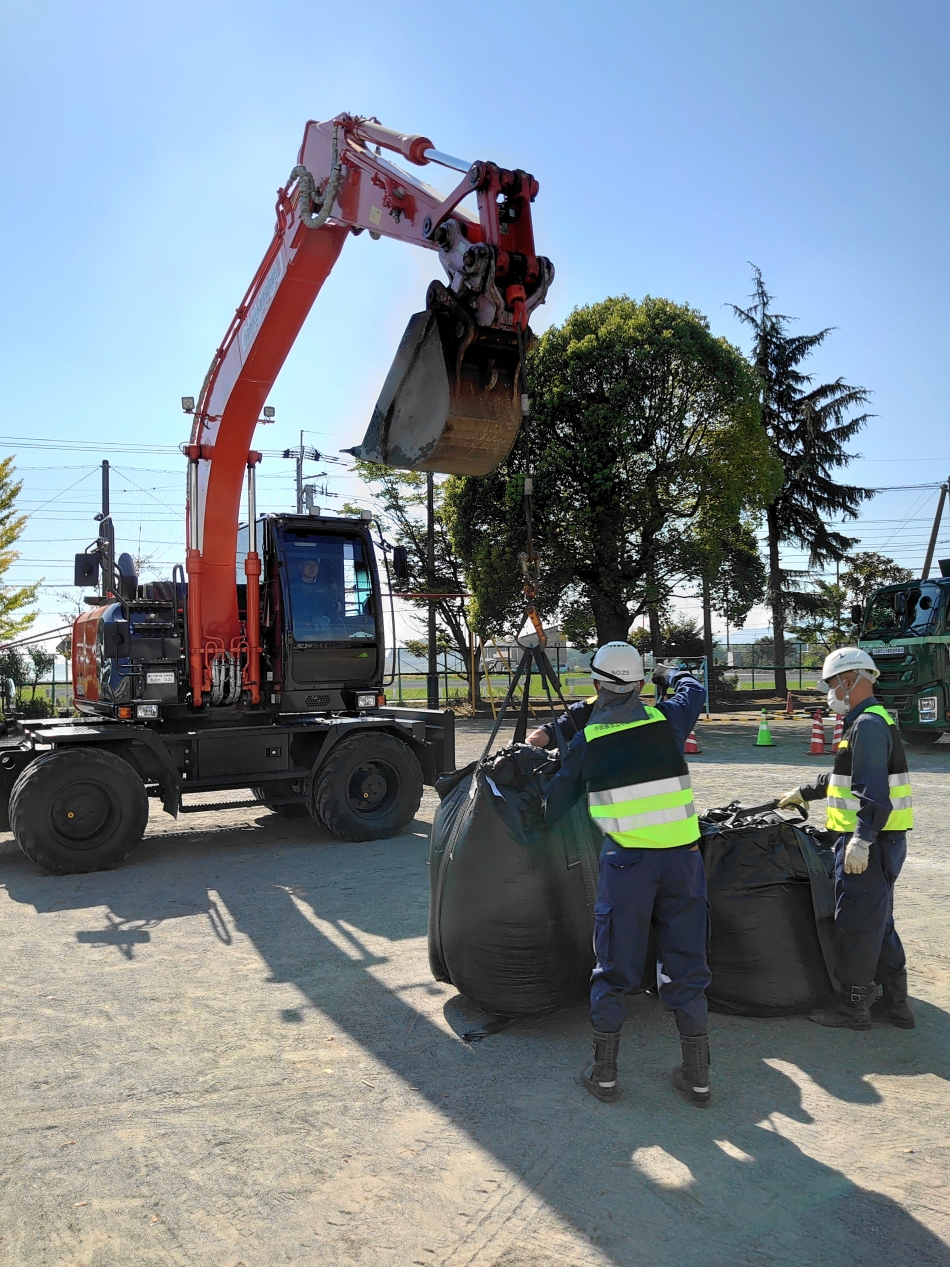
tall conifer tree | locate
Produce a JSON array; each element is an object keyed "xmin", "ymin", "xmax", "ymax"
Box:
[
  {"xmin": 0, "ymin": 457, "xmax": 38, "ymax": 642},
  {"xmin": 732, "ymin": 270, "xmax": 873, "ymax": 696}
]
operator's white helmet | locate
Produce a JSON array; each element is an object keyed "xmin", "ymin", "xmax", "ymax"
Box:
[
  {"xmin": 590, "ymin": 641, "xmax": 645, "ymax": 693},
  {"xmin": 817, "ymin": 646, "xmax": 880, "ymax": 692}
]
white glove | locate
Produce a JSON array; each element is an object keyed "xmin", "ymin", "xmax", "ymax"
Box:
[
  {"xmin": 777, "ymin": 788, "xmax": 806, "ymax": 810},
  {"xmin": 844, "ymin": 836, "xmax": 870, "ymax": 875}
]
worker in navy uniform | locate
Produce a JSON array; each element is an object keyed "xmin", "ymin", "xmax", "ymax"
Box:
[
  {"xmin": 779, "ymin": 647, "xmax": 914, "ymax": 1030},
  {"xmin": 542, "ymin": 641, "xmax": 711, "ymax": 1105}
]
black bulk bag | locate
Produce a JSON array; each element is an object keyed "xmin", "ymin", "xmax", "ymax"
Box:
[
  {"xmin": 700, "ymin": 803, "xmax": 837, "ymax": 1016},
  {"xmin": 428, "ymin": 744, "xmax": 602, "ymax": 1017}
]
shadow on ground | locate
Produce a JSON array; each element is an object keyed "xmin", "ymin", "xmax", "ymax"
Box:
[{"xmin": 2, "ymin": 805, "xmax": 949, "ymax": 1267}]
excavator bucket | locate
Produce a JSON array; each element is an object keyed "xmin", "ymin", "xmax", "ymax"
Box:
[{"xmin": 351, "ymin": 293, "xmax": 525, "ymax": 477}]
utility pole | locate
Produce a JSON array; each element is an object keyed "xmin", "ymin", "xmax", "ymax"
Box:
[
  {"xmin": 426, "ymin": 472, "xmax": 439, "ymax": 709},
  {"xmin": 94, "ymin": 460, "xmax": 115, "ymax": 597},
  {"xmin": 921, "ymin": 476, "xmax": 950, "ymax": 580},
  {"xmin": 282, "ymin": 434, "xmax": 321, "ymax": 513}
]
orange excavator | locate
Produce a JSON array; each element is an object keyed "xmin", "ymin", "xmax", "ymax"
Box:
[{"xmin": 0, "ymin": 114, "xmax": 552, "ymax": 875}]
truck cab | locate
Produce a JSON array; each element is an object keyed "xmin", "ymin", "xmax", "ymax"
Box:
[{"xmin": 859, "ymin": 573, "xmax": 950, "ymax": 745}]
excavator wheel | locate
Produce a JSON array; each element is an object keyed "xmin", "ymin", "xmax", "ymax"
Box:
[
  {"xmin": 9, "ymin": 747, "xmax": 148, "ymax": 875},
  {"xmin": 313, "ymin": 732, "xmax": 423, "ymax": 842}
]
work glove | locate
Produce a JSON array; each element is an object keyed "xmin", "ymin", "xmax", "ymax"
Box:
[
  {"xmin": 844, "ymin": 836, "xmax": 870, "ymax": 875},
  {"xmin": 651, "ymin": 664, "xmax": 679, "ymax": 688},
  {"xmin": 777, "ymin": 788, "xmax": 806, "ymax": 810}
]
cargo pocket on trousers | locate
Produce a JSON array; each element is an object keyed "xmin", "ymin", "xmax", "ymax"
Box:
[{"xmin": 593, "ymin": 900, "xmax": 612, "ymax": 967}]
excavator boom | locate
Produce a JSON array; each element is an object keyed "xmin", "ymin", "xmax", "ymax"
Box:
[{"xmin": 184, "ymin": 113, "xmax": 553, "ymax": 709}]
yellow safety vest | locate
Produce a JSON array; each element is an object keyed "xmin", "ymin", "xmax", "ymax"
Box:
[
  {"xmin": 583, "ymin": 706, "xmax": 700, "ymax": 849},
  {"xmin": 826, "ymin": 704, "xmax": 913, "ymax": 834}
]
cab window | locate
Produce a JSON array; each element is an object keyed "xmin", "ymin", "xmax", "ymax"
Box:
[{"xmin": 280, "ymin": 532, "xmax": 376, "ymax": 643}]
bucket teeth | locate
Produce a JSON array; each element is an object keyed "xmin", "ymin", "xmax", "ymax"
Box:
[{"xmin": 353, "ymin": 285, "xmax": 526, "ymax": 476}]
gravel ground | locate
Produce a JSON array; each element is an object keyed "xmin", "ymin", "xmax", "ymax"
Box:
[{"xmin": 1, "ymin": 717, "xmax": 949, "ymax": 1266}]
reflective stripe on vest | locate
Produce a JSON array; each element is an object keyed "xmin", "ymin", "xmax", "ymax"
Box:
[
  {"xmin": 583, "ymin": 707, "xmax": 700, "ymax": 849},
  {"xmin": 825, "ymin": 703, "xmax": 914, "ymax": 833}
]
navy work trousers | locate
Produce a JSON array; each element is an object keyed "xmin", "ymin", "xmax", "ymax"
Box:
[
  {"xmin": 833, "ymin": 830, "xmax": 907, "ymax": 988},
  {"xmin": 590, "ymin": 841, "xmax": 711, "ymax": 1037}
]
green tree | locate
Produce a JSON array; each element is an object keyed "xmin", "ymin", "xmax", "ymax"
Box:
[
  {"xmin": 26, "ymin": 645, "xmax": 55, "ymax": 700},
  {"xmin": 444, "ymin": 296, "xmax": 781, "ymax": 647},
  {"xmin": 0, "ymin": 647, "xmax": 29, "ymax": 688},
  {"xmin": 788, "ymin": 581, "xmax": 851, "ymax": 655},
  {"xmin": 630, "ymin": 617, "xmax": 706, "ymax": 659},
  {"xmin": 682, "ymin": 514, "xmax": 766, "ymax": 699},
  {"xmin": 841, "ymin": 551, "xmax": 914, "ymax": 609},
  {"xmin": 0, "ymin": 457, "xmax": 39, "ymax": 641},
  {"xmin": 731, "ymin": 268, "xmax": 874, "ymax": 697},
  {"xmin": 347, "ymin": 464, "xmax": 483, "ymax": 702}
]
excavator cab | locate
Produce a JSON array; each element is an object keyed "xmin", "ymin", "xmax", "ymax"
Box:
[
  {"xmin": 248, "ymin": 516, "xmax": 384, "ymax": 714},
  {"xmin": 351, "ymin": 283, "xmax": 526, "ymax": 476}
]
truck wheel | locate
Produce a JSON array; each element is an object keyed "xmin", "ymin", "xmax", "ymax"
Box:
[
  {"xmin": 251, "ymin": 784, "xmax": 310, "ymax": 818},
  {"xmin": 314, "ymin": 733, "xmax": 423, "ymax": 842},
  {"xmin": 9, "ymin": 748, "xmax": 148, "ymax": 875},
  {"xmin": 901, "ymin": 729, "xmax": 944, "ymax": 747}
]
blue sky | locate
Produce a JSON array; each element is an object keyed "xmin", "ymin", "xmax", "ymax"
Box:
[{"xmin": 2, "ymin": 0, "xmax": 948, "ymax": 644}]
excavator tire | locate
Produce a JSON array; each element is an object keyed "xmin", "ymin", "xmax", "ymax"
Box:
[
  {"xmin": 314, "ymin": 732, "xmax": 423, "ymax": 842},
  {"xmin": 10, "ymin": 747, "xmax": 148, "ymax": 875},
  {"xmin": 251, "ymin": 784, "xmax": 310, "ymax": 818}
]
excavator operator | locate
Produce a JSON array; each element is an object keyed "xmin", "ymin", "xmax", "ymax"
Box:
[{"xmin": 290, "ymin": 556, "xmax": 343, "ymax": 637}]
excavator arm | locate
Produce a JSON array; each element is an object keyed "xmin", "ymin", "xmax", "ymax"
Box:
[{"xmin": 184, "ymin": 113, "xmax": 552, "ymax": 709}]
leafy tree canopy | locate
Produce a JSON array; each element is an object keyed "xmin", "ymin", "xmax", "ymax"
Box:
[
  {"xmin": 841, "ymin": 551, "xmax": 914, "ymax": 608},
  {"xmin": 444, "ymin": 296, "xmax": 781, "ymax": 645},
  {"xmin": 630, "ymin": 617, "xmax": 706, "ymax": 659}
]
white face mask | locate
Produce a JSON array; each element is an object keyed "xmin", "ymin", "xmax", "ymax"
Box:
[
  {"xmin": 827, "ymin": 688, "xmax": 850, "ymax": 715},
  {"xmin": 827, "ymin": 672, "xmax": 861, "ymax": 715}
]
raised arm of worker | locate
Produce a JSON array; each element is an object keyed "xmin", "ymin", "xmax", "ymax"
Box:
[
  {"xmin": 651, "ymin": 665, "xmax": 706, "ymax": 748},
  {"xmin": 527, "ymin": 697, "xmax": 596, "ymax": 748}
]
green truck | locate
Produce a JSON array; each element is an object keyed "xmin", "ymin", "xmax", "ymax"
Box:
[{"xmin": 858, "ymin": 562, "xmax": 950, "ymax": 746}]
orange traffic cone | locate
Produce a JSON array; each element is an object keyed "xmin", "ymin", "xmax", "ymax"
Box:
[
  {"xmin": 684, "ymin": 729, "xmax": 702, "ymax": 754},
  {"xmin": 808, "ymin": 710, "xmax": 827, "ymax": 755},
  {"xmin": 831, "ymin": 712, "xmax": 844, "ymax": 752}
]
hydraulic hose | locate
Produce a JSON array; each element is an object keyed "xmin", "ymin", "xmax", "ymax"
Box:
[{"xmin": 288, "ymin": 125, "xmax": 342, "ymax": 230}]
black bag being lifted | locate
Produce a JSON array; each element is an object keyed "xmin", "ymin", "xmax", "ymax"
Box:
[
  {"xmin": 428, "ymin": 641, "xmax": 603, "ymax": 1018},
  {"xmin": 700, "ymin": 802, "xmax": 837, "ymax": 1016},
  {"xmin": 428, "ymin": 744, "xmax": 601, "ymax": 1017}
]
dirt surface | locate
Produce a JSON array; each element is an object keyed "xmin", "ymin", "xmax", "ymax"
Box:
[{"xmin": 1, "ymin": 718, "xmax": 949, "ymax": 1266}]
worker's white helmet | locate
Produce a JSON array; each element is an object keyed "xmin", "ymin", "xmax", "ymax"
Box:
[
  {"xmin": 590, "ymin": 641, "xmax": 645, "ymax": 692},
  {"xmin": 817, "ymin": 646, "xmax": 880, "ymax": 692}
]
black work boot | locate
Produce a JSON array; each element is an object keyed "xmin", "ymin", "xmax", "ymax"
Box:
[
  {"xmin": 871, "ymin": 972, "xmax": 916, "ymax": 1029},
  {"xmin": 671, "ymin": 1035, "xmax": 711, "ymax": 1107},
  {"xmin": 580, "ymin": 1030, "xmax": 621, "ymax": 1102},
  {"xmin": 809, "ymin": 984, "xmax": 874, "ymax": 1030}
]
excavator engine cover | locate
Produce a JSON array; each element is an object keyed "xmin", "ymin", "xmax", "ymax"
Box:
[{"xmin": 352, "ymin": 284, "xmax": 526, "ymax": 476}]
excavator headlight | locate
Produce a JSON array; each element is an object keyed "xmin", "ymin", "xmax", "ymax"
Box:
[
  {"xmin": 356, "ymin": 693, "xmax": 377, "ymax": 710},
  {"xmin": 135, "ymin": 703, "xmax": 160, "ymax": 721}
]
